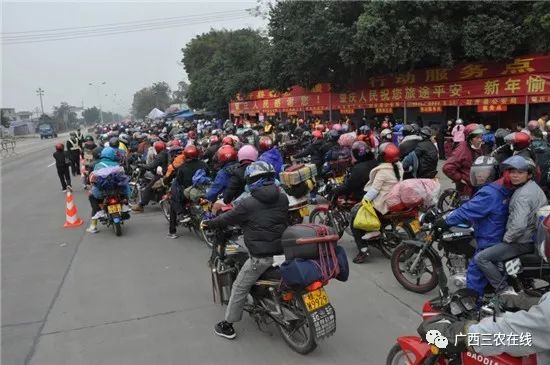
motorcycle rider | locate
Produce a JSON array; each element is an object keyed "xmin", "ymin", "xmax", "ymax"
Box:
[
  {"xmin": 167, "ymin": 145, "xmax": 209, "ymax": 238},
  {"xmin": 131, "ymin": 141, "xmax": 169, "ymax": 212},
  {"xmin": 205, "ymin": 145, "xmax": 238, "ymax": 202},
  {"xmin": 202, "ymin": 161, "xmax": 289, "ymax": 340},
  {"xmin": 443, "ymin": 123, "xmax": 485, "ymax": 198},
  {"xmin": 492, "ymin": 131, "xmax": 536, "ymax": 164},
  {"xmin": 257, "ymin": 136, "xmax": 284, "ymax": 174},
  {"xmin": 475, "ymin": 156, "xmax": 547, "ymax": 294},
  {"xmin": 331, "ymin": 141, "xmax": 378, "ymax": 202},
  {"xmin": 53, "ymin": 143, "xmax": 72, "ymax": 192},
  {"xmin": 223, "ymin": 144, "xmax": 258, "ymax": 204},
  {"xmin": 350, "ymin": 143, "xmax": 403, "ymax": 264},
  {"xmin": 293, "ymin": 130, "xmax": 325, "ymax": 172},
  {"xmin": 86, "ymin": 147, "xmax": 131, "ymax": 233},
  {"xmin": 66, "ymin": 132, "xmax": 82, "ymax": 176},
  {"xmin": 435, "ymin": 156, "xmax": 513, "ymax": 296},
  {"xmin": 399, "ymin": 124, "xmax": 422, "ymax": 160},
  {"xmin": 482, "ymin": 124, "xmax": 496, "ymax": 154},
  {"xmin": 405, "ymin": 126, "xmax": 439, "ymax": 179}
]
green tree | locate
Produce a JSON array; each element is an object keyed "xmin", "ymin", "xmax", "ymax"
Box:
[
  {"xmin": 82, "ymin": 107, "xmax": 101, "ymax": 125},
  {"xmin": 53, "ymin": 102, "xmax": 71, "ymax": 131},
  {"xmin": 182, "ymin": 28, "xmax": 270, "ymax": 116},
  {"xmin": 172, "ymin": 80, "xmax": 189, "ymax": 104},
  {"xmin": 132, "ymin": 82, "xmax": 172, "ymax": 119}
]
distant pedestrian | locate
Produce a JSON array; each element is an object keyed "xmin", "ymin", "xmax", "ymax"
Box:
[
  {"xmin": 66, "ymin": 132, "xmax": 81, "ymax": 176},
  {"xmin": 451, "ymin": 118, "xmax": 465, "ymax": 149},
  {"xmin": 53, "ymin": 143, "xmax": 72, "ymax": 192}
]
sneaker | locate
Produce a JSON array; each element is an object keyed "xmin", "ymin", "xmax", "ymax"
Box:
[
  {"xmin": 352, "ymin": 249, "xmax": 370, "ymax": 264},
  {"xmin": 131, "ymin": 204, "xmax": 144, "ymax": 212},
  {"xmin": 62, "ymin": 189, "xmax": 67, "ymax": 193},
  {"xmin": 179, "ymin": 215, "xmax": 191, "ymax": 224},
  {"xmin": 361, "ymin": 231, "xmax": 381, "ymax": 240},
  {"xmin": 121, "ymin": 204, "xmax": 131, "ymax": 213},
  {"xmin": 214, "ymin": 321, "xmax": 236, "ymax": 339},
  {"xmin": 86, "ymin": 226, "xmax": 99, "ymax": 234},
  {"xmin": 92, "ymin": 211, "xmax": 106, "ymax": 220},
  {"xmin": 67, "ymin": 185, "xmax": 72, "ymax": 190},
  {"xmin": 166, "ymin": 233, "xmax": 179, "ymax": 239}
]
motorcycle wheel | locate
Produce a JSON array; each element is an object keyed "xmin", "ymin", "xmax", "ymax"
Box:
[
  {"xmin": 128, "ymin": 185, "xmax": 140, "ymax": 206},
  {"xmin": 159, "ymin": 199, "xmax": 171, "ymax": 223},
  {"xmin": 277, "ymin": 296, "xmax": 317, "ymax": 355},
  {"xmin": 386, "ymin": 343, "xmax": 421, "ymax": 365},
  {"xmin": 378, "ymin": 222, "xmax": 414, "ymax": 259},
  {"xmin": 309, "ymin": 209, "xmax": 345, "ymax": 238},
  {"xmin": 437, "ymin": 188, "xmax": 460, "ymax": 212},
  {"xmin": 390, "ymin": 243, "xmax": 438, "ymax": 293},
  {"xmin": 114, "ymin": 222, "xmax": 122, "ymax": 236}
]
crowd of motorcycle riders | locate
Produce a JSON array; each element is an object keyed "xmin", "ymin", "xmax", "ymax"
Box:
[{"xmin": 53, "ymin": 112, "xmax": 550, "ymax": 362}]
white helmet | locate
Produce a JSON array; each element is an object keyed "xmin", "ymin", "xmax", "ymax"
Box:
[{"xmin": 456, "ymin": 119, "xmax": 464, "ymax": 125}]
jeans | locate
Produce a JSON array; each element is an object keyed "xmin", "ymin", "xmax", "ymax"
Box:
[
  {"xmin": 475, "ymin": 242, "xmax": 534, "ymax": 291},
  {"xmin": 69, "ymin": 151, "xmax": 81, "ymax": 176},
  {"xmin": 225, "ymin": 256, "xmax": 273, "ymax": 323},
  {"xmin": 139, "ymin": 175, "xmax": 161, "ymax": 206},
  {"xmin": 349, "ymin": 204, "xmax": 369, "ymax": 252}
]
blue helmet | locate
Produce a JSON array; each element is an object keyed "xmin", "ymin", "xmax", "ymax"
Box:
[
  {"xmin": 100, "ymin": 146, "xmax": 117, "ymax": 161},
  {"xmin": 245, "ymin": 161, "xmax": 276, "ymax": 190},
  {"xmin": 501, "ymin": 155, "xmax": 536, "ymax": 174}
]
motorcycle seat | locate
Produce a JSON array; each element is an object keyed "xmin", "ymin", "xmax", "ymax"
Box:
[
  {"xmin": 258, "ymin": 266, "xmax": 281, "ymax": 281},
  {"xmin": 519, "ymin": 253, "xmax": 545, "ymax": 266}
]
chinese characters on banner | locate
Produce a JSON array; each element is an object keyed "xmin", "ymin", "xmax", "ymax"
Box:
[
  {"xmin": 229, "ymin": 56, "xmax": 550, "ymax": 115},
  {"xmin": 420, "ymin": 106, "xmax": 443, "ymax": 113},
  {"xmin": 477, "ymin": 104, "xmax": 508, "ymax": 112}
]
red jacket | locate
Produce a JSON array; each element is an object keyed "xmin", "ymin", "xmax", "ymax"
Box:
[{"xmin": 442, "ymin": 141, "xmax": 482, "ymax": 196}]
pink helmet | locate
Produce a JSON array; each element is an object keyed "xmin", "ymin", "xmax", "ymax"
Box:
[
  {"xmin": 527, "ymin": 120, "xmax": 540, "ymax": 131},
  {"xmin": 332, "ymin": 123, "xmax": 342, "ymax": 132},
  {"xmin": 237, "ymin": 144, "xmax": 258, "ymax": 162}
]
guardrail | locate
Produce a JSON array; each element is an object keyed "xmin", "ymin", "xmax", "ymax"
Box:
[{"xmin": 0, "ymin": 137, "xmax": 17, "ymax": 156}]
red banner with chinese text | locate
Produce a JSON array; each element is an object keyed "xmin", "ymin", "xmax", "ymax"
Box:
[{"xmin": 477, "ymin": 104, "xmax": 508, "ymax": 112}]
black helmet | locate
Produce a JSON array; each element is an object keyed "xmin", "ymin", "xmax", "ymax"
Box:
[
  {"xmin": 402, "ymin": 125, "xmax": 415, "ymax": 137},
  {"xmin": 410, "ymin": 123, "xmax": 420, "ymax": 134},
  {"xmin": 84, "ymin": 135, "xmax": 94, "ymax": 142},
  {"xmin": 420, "ymin": 126, "xmax": 432, "ymax": 139}
]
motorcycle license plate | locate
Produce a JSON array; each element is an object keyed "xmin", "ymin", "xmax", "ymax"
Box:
[
  {"xmin": 334, "ymin": 176, "xmax": 344, "ymax": 185},
  {"xmin": 107, "ymin": 204, "xmax": 122, "ymax": 214},
  {"xmin": 410, "ymin": 219, "xmax": 421, "ymax": 234},
  {"xmin": 299, "ymin": 206, "xmax": 310, "ymax": 217},
  {"xmin": 302, "ymin": 288, "xmax": 329, "ymax": 312}
]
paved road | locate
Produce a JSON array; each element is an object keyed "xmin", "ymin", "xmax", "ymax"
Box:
[{"xmin": 2, "ymin": 142, "xmax": 452, "ymax": 365}]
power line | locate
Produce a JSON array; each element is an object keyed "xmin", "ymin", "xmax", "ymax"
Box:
[
  {"xmin": 1, "ymin": 14, "xmax": 253, "ymax": 45},
  {"xmin": 1, "ymin": 9, "xmax": 251, "ymax": 35},
  {"xmin": 2, "ymin": 13, "xmax": 251, "ymax": 41}
]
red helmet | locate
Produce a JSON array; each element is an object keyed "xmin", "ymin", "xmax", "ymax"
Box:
[
  {"xmin": 312, "ymin": 130, "xmax": 323, "ymax": 139},
  {"xmin": 381, "ymin": 121, "xmax": 390, "ymax": 129},
  {"xmin": 210, "ymin": 135, "xmax": 220, "ymax": 144},
  {"xmin": 258, "ymin": 136, "xmax": 273, "ymax": 152},
  {"xmin": 187, "ymin": 130, "xmax": 197, "ymax": 140},
  {"xmin": 222, "ymin": 136, "xmax": 234, "ymax": 146},
  {"xmin": 216, "ymin": 145, "xmax": 237, "ymax": 163},
  {"xmin": 184, "ymin": 145, "xmax": 200, "ymax": 159},
  {"xmin": 379, "ymin": 142, "xmax": 400, "ymax": 163},
  {"xmin": 315, "ymin": 124, "xmax": 326, "ymax": 132},
  {"xmin": 153, "ymin": 141, "xmax": 166, "ymax": 153},
  {"xmin": 464, "ymin": 123, "xmax": 484, "ymax": 140},
  {"xmin": 55, "ymin": 143, "xmax": 64, "ymax": 151},
  {"xmin": 512, "ymin": 131, "xmax": 531, "ymax": 150}
]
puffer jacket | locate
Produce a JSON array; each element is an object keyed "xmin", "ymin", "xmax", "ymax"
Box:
[
  {"xmin": 258, "ymin": 147, "xmax": 284, "ymax": 174},
  {"xmin": 504, "ymin": 180, "xmax": 547, "ymax": 244},
  {"xmin": 144, "ymin": 150, "xmax": 169, "ymax": 175},
  {"xmin": 164, "ymin": 153, "xmax": 186, "ymax": 180},
  {"xmin": 208, "ymin": 183, "xmax": 289, "ymax": 257},
  {"xmin": 294, "ymin": 139, "xmax": 325, "ymax": 169},
  {"xmin": 442, "ymin": 141, "xmax": 482, "ymax": 196},
  {"xmin": 399, "ymin": 135, "xmax": 422, "ymax": 158},
  {"xmin": 334, "ymin": 159, "xmax": 378, "ymax": 201},
  {"xmin": 205, "ymin": 161, "xmax": 237, "ymax": 202},
  {"xmin": 415, "ymin": 139, "xmax": 439, "ymax": 178},
  {"xmin": 175, "ymin": 158, "xmax": 209, "ymax": 190},
  {"xmin": 222, "ymin": 161, "xmax": 251, "ymax": 204},
  {"xmin": 363, "ymin": 162, "xmax": 404, "ymax": 215},
  {"xmin": 446, "ymin": 181, "xmax": 511, "ymax": 249}
]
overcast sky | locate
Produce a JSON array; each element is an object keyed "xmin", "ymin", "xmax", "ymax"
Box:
[{"xmin": 1, "ymin": 1, "xmax": 268, "ymax": 116}]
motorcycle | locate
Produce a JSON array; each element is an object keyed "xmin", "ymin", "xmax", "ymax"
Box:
[
  {"xmin": 208, "ymin": 227, "xmax": 337, "ymax": 354},
  {"xmin": 386, "ymin": 274, "xmax": 539, "ymax": 365},
  {"xmin": 98, "ymin": 193, "xmax": 130, "ymax": 236},
  {"xmin": 390, "ymin": 207, "xmax": 550, "ymax": 294},
  {"xmin": 128, "ymin": 165, "xmax": 167, "ymax": 207}
]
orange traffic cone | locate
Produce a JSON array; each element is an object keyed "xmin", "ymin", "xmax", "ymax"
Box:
[{"xmin": 63, "ymin": 189, "xmax": 84, "ymax": 228}]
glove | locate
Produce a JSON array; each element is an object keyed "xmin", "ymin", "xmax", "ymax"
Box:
[
  {"xmin": 200, "ymin": 220, "xmax": 210, "ymax": 231},
  {"xmin": 417, "ymin": 314, "xmax": 476, "ymax": 354},
  {"xmin": 434, "ymin": 217, "xmax": 449, "ymax": 232}
]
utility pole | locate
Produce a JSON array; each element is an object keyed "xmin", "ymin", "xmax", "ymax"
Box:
[
  {"xmin": 36, "ymin": 88, "xmax": 45, "ymax": 115},
  {"xmin": 89, "ymin": 82, "xmax": 106, "ymax": 124}
]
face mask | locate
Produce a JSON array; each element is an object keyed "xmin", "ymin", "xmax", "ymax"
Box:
[{"xmin": 470, "ymin": 144, "xmax": 481, "ymax": 150}]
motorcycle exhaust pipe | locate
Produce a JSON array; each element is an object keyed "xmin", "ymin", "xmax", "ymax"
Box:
[{"xmin": 268, "ymin": 287, "xmax": 283, "ymax": 316}]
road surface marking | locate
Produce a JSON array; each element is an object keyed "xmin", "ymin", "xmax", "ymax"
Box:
[{"xmin": 47, "ymin": 162, "xmax": 55, "ymax": 167}]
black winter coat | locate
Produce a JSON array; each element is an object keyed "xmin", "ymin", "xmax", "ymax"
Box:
[
  {"xmin": 399, "ymin": 136, "xmax": 422, "ymax": 159},
  {"xmin": 175, "ymin": 158, "xmax": 209, "ymax": 189},
  {"xmin": 208, "ymin": 184, "xmax": 289, "ymax": 257},
  {"xmin": 223, "ymin": 161, "xmax": 251, "ymax": 204},
  {"xmin": 295, "ymin": 139, "xmax": 325, "ymax": 169},
  {"xmin": 144, "ymin": 150, "xmax": 169, "ymax": 174},
  {"xmin": 333, "ymin": 159, "xmax": 378, "ymax": 201},
  {"xmin": 53, "ymin": 150, "xmax": 70, "ymax": 169},
  {"xmin": 415, "ymin": 139, "xmax": 439, "ymax": 178}
]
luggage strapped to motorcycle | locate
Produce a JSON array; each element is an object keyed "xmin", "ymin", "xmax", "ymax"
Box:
[{"xmin": 294, "ymin": 225, "xmax": 340, "ymax": 282}]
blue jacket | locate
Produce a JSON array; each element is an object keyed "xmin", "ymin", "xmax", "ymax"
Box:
[
  {"xmin": 206, "ymin": 161, "xmax": 237, "ymax": 202},
  {"xmin": 258, "ymin": 148, "xmax": 284, "ymax": 174},
  {"xmin": 482, "ymin": 132, "xmax": 496, "ymax": 147},
  {"xmin": 446, "ymin": 181, "xmax": 511, "ymax": 249}
]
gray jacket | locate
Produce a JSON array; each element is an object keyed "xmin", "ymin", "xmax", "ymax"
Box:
[
  {"xmin": 503, "ymin": 180, "xmax": 547, "ymax": 244},
  {"xmin": 470, "ymin": 292, "xmax": 550, "ymax": 363}
]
